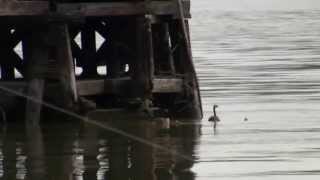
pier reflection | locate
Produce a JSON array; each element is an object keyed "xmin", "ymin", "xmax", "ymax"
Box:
[{"xmin": 0, "ymin": 118, "xmax": 200, "ymax": 180}]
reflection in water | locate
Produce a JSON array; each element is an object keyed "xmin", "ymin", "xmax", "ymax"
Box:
[
  {"xmin": 16, "ymin": 145, "xmax": 26, "ymax": 180},
  {"xmin": 0, "ymin": 128, "xmax": 4, "ymax": 179},
  {"xmin": 72, "ymin": 140, "xmax": 85, "ymax": 179},
  {"xmin": 96, "ymin": 140, "xmax": 109, "ymax": 180},
  {"xmin": 0, "ymin": 119, "xmax": 200, "ymax": 180}
]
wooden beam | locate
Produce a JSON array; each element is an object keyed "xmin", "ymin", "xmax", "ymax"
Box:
[
  {"xmin": 0, "ymin": 1, "xmax": 49, "ymax": 16},
  {"xmin": 79, "ymin": 78, "xmax": 184, "ymax": 95},
  {"xmin": 0, "ymin": 1, "xmax": 191, "ymax": 17},
  {"xmin": 153, "ymin": 78, "xmax": 183, "ymax": 93},
  {"xmin": 0, "ymin": 78, "xmax": 183, "ymax": 96},
  {"xmin": 77, "ymin": 79, "xmax": 105, "ymax": 96},
  {"xmin": 57, "ymin": 1, "xmax": 190, "ymax": 17}
]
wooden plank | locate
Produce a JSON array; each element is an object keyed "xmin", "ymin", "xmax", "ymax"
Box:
[
  {"xmin": 77, "ymin": 79, "xmax": 105, "ymax": 96},
  {"xmin": 0, "ymin": 1, "xmax": 190, "ymax": 17},
  {"xmin": 57, "ymin": 1, "xmax": 190, "ymax": 17},
  {"xmin": 85, "ymin": 78, "xmax": 183, "ymax": 95},
  {"xmin": 0, "ymin": 1, "xmax": 49, "ymax": 16},
  {"xmin": 0, "ymin": 78, "xmax": 183, "ymax": 96},
  {"xmin": 153, "ymin": 78, "xmax": 183, "ymax": 93}
]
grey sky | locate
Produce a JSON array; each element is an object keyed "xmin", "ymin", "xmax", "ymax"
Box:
[{"xmin": 193, "ymin": 0, "xmax": 320, "ymax": 11}]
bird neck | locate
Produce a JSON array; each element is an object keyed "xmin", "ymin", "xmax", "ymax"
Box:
[{"xmin": 213, "ymin": 107, "xmax": 217, "ymax": 116}]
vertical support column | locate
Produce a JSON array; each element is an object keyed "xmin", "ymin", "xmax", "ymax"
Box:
[
  {"xmin": 81, "ymin": 21, "xmax": 97, "ymax": 78},
  {"xmin": 132, "ymin": 16, "xmax": 154, "ymax": 105},
  {"xmin": 169, "ymin": 19, "xmax": 203, "ymax": 119},
  {"xmin": 107, "ymin": 18, "xmax": 125, "ymax": 78},
  {"xmin": 49, "ymin": 22, "xmax": 78, "ymax": 107},
  {"xmin": 0, "ymin": 27, "xmax": 15, "ymax": 80},
  {"xmin": 24, "ymin": 27, "xmax": 48, "ymax": 125},
  {"xmin": 166, "ymin": 0, "xmax": 203, "ymax": 119},
  {"xmin": 24, "ymin": 22, "xmax": 78, "ymax": 124},
  {"xmin": 25, "ymin": 79, "xmax": 45, "ymax": 125},
  {"xmin": 168, "ymin": 21, "xmax": 184, "ymax": 74},
  {"xmin": 152, "ymin": 22, "xmax": 175, "ymax": 75}
]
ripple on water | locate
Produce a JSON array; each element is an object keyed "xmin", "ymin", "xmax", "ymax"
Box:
[{"xmin": 191, "ymin": 7, "xmax": 320, "ymax": 180}]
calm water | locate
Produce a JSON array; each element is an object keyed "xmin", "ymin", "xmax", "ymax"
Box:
[
  {"xmin": 2, "ymin": 4, "xmax": 320, "ymax": 180},
  {"xmin": 192, "ymin": 6, "xmax": 320, "ymax": 180}
]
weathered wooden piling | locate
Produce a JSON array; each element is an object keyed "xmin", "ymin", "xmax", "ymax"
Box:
[
  {"xmin": 0, "ymin": 0, "xmax": 203, "ymax": 122},
  {"xmin": 23, "ymin": 21, "xmax": 78, "ymax": 124},
  {"xmin": 24, "ymin": 27, "xmax": 47, "ymax": 125},
  {"xmin": 152, "ymin": 22, "xmax": 176, "ymax": 75}
]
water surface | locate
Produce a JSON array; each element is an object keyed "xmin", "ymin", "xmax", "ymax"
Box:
[
  {"xmin": 1, "ymin": 3, "xmax": 320, "ymax": 180},
  {"xmin": 191, "ymin": 6, "xmax": 320, "ymax": 180}
]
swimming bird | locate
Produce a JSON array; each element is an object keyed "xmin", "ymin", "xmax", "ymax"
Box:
[{"xmin": 208, "ymin": 104, "xmax": 220, "ymax": 128}]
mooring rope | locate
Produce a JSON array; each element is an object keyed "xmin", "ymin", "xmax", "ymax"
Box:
[{"xmin": 0, "ymin": 85, "xmax": 194, "ymax": 162}]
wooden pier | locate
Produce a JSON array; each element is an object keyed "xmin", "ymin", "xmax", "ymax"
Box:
[{"xmin": 0, "ymin": 0, "xmax": 202, "ymax": 123}]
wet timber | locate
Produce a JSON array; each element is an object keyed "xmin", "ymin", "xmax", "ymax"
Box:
[{"xmin": 0, "ymin": 0, "xmax": 202, "ymax": 123}]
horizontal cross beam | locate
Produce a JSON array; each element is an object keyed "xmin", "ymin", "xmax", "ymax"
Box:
[
  {"xmin": 0, "ymin": 1, "xmax": 190, "ymax": 18},
  {"xmin": 0, "ymin": 1, "xmax": 49, "ymax": 16},
  {"xmin": 0, "ymin": 77, "xmax": 183, "ymax": 96}
]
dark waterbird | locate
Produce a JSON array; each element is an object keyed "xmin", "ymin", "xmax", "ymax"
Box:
[{"xmin": 208, "ymin": 104, "xmax": 220, "ymax": 128}]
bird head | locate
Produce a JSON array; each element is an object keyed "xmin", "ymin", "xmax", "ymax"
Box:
[{"xmin": 213, "ymin": 104, "xmax": 218, "ymax": 110}]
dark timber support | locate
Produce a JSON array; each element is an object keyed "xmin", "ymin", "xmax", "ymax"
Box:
[
  {"xmin": 106, "ymin": 17, "xmax": 128, "ymax": 79},
  {"xmin": 133, "ymin": 16, "xmax": 154, "ymax": 105},
  {"xmin": 167, "ymin": 0, "xmax": 203, "ymax": 119},
  {"xmin": 24, "ymin": 27, "xmax": 47, "ymax": 125},
  {"xmin": 0, "ymin": 27, "xmax": 15, "ymax": 80},
  {"xmin": 48, "ymin": 22, "xmax": 78, "ymax": 108},
  {"xmin": 152, "ymin": 22, "xmax": 175, "ymax": 75},
  {"xmin": 0, "ymin": 0, "xmax": 202, "ymax": 121},
  {"xmin": 81, "ymin": 21, "xmax": 98, "ymax": 78},
  {"xmin": 24, "ymin": 21, "xmax": 78, "ymax": 124}
]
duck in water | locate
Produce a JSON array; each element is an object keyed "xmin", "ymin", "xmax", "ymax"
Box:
[{"xmin": 208, "ymin": 104, "xmax": 220, "ymax": 128}]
